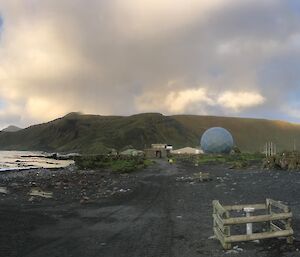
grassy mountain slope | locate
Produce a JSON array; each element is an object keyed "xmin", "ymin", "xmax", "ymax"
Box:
[
  {"xmin": 0, "ymin": 112, "xmax": 299, "ymax": 153},
  {"xmin": 0, "ymin": 113, "xmax": 195, "ymax": 153},
  {"xmin": 173, "ymin": 115, "xmax": 300, "ymax": 152}
]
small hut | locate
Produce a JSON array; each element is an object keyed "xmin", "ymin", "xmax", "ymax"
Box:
[{"xmin": 145, "ymin": 143, "xmax": 171, "ymax": 158}]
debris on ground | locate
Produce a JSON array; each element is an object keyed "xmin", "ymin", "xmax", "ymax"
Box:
[
  {"xmin": 176, "ymin": 176, "xmax": 193, "ymax": 182},
  {"xmin": 80, "ymin": 196, "xmax": 92, "ymax": 204},
  {"xmin": 193, "ymin": 172, "xmax": 212, "ymax": 182},
  {"xmin": 29, "ymin": 187, "xmax": 53, "ymax": 199},
  {"xmin": 176, "ymin": 172, "xmax": 212, "ymax": 183},
  {"xmin": 208, "ymin": 235, "xmax": 216, "ymax": 240},
  {"xmin": 119, "ymin": 188, "xmax": 131, "ymax": 193},
  {"xmin": 0, "ymin": 187, "xmax": 9, "ymax": 194},
  {"xmin": 226, "ymin": 245, "xmax": 243, "ymax": 254},
  {"xmin": 28, "ymin": 196, "xmax": 35, "ymax": 202}
]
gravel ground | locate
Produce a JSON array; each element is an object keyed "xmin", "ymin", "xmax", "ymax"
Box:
[{"xmin": 1, "ymin": 160, "xmax": 300, "ymax": 257}]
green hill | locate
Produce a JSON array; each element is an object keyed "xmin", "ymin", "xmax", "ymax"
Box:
[{"xmin": 0, "ymin": 112, "xmax": 299, "ymax": 153}]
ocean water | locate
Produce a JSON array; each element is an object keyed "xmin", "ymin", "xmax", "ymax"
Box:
[{"xmin": 0, "ymin": 151, "xmax": 74, "ymax": 171}]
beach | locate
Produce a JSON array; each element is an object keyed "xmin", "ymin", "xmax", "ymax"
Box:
[{"xmin": 1, "ymin": 160, "xmax": 300, "ymax": 257}]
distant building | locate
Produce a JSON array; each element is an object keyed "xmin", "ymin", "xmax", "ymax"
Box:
[
  {"xmin": 171, "ymin": 147, "xmax": 203, "ymax": 155},
  {"xmin": 145, "ymin": 143, "xmax": 172, "ymax": 158},
  {"xmin": 151, "ymin": 144, "xmax": 167, "ymax": 149},
  {"xmin": 165, "ymin": 144, "xmax": 173, "ymax": 151}
]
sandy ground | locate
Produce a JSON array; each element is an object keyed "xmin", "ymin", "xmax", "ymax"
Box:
[{"xmin": 1, "ymin": 160, "xmax": 300, "ymax": 257}]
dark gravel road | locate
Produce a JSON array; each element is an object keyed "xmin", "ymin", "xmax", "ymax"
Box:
[{"xmin": 1, "ymin": 160, "xmax": 300, "ymax": 257}]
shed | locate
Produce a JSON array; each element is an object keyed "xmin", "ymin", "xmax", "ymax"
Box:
[{"xmin": 144, "ymin": 148, "xmax": 168, "ymax": 158}]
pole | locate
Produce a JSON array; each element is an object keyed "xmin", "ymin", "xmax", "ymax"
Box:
[{"xmin": 244, "ymin": 207, "xmax": 255, "ymax": 235}]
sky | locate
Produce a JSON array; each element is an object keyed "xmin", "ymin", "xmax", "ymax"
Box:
[{"xmin": 0, "ymin": 0, "xmax": 300, "ymax": 129}]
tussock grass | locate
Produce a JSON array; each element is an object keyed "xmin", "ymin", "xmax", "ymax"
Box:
[{"xmin": 74, "ymin": 155, "xmax": 153, "ymax": 173}]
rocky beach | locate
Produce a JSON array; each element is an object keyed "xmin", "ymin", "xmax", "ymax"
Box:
[{"xmin": 1, "ymin": 159, "xmax": 300, "ymax": 257}]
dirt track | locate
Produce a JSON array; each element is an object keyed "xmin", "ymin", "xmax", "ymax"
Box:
[{"xmin": 1, "ymin": 160, "xmax": 300, "ymax": 257}]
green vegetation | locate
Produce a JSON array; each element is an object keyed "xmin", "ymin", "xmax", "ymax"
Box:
[
  {"xmin": 74, "ymin": 155, "xmax": 153, "ymax": 173},
  {"xmin": 0, "ymin": 112, "xmax": 300, "ymax": 153},
  {"xmin": 201, "ymin": 152, "xmax": 263, "ymax": 164},
  {"xmin": 173, "ymin": 153, "xmax": 264, "ymax": 168},
  {"xmin": 263, "ymin": 151, "xmax": 300, "ymax": 171}
]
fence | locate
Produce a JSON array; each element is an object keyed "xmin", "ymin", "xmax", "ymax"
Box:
[{"xmin": 212, "ymin": 199, "xmax": 293, "ymax": 250}]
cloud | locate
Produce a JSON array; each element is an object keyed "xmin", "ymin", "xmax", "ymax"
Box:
[
  {"xmin": 217, "ymin": 91, "xmax": 265, "ymax": 111},
  {"xmin": 136, "ymin": 87, "xmax": 265, "ymax": 114},
  {"xmin": 114, "ymin": 0, "xmax": 231, "ymax": 38},
  {"xmin": 0, "ymin": 0, "xmax": 299, "ymax": 127},
  {"xmin": 25, "ymin": 97, "xmax": 73, "ymax": 122},
  {"xmin": 165, "ymin": 88, "xmax": 214, "ymax": 113},
  {"xmin": 136, "ymin": 87, "xmax": 215, "ymax": 114}
]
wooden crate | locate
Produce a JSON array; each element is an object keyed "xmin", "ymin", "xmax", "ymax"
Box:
[{"xmin": 212, "ymin": 199, "xmax": 293, "ymax": 249}]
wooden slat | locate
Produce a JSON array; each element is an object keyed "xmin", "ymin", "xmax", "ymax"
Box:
[
  {"xmin": 225, "ymin": 229, "xmax": 294, "ymax": 243},
  {"xmin": 213, "ymin": 200, "xmax": 226, "ymax": 216},
  {"xmin": 213, "ymin": 214, "xmax": 225, "ymax": 232},
  {"xmin": 213, "ymin": 227, "xmax": 225, "ymax": 243},
  {"xmin": 213, "ymin": 227, "xmax": 232, "ymax": 249},
  {"xmin": 273, "ymin": 219, "xmax": 287, "ymax": 227},
  {"xmin": 224, "ymin": 203, "xmax": 266, "ymax": 211},
  {"xmin": 271, "ymin": 222, "xmax": 283, "ymax": 231},
  {"xmin": 223, "ymin": 212, "xmax": 292, "ymax": 225},
  {"xmin": 267, "ymin": 198, "xmax": 289, "ymax": 212}
]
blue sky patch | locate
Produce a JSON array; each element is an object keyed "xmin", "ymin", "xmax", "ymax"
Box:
[{"xmin": 287, "ymin": 0, "xmax": 300, "ymax": 13}]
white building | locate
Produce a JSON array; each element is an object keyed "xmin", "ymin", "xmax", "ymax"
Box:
[{"xmin": 171, "ymin": 147, "xmax": 203, "ymax": 155}]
